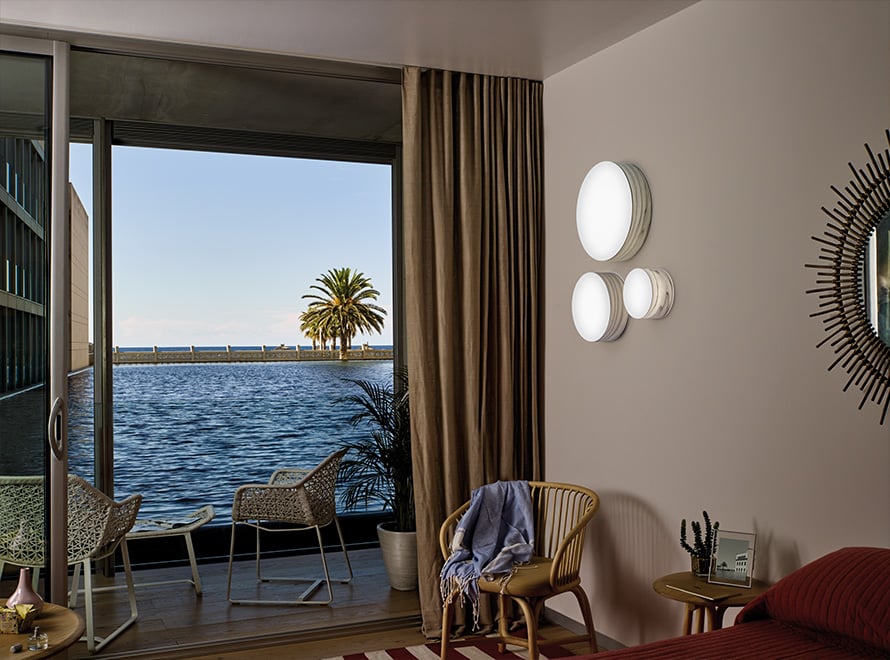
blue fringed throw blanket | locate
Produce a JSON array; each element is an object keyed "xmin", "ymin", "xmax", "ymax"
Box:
[{"xmin": 439, "ymin": 480, "xmax": 534, "ymax": 628}]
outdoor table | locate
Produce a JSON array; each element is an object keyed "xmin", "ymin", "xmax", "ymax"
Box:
[{"xmin": 126, "ymin": 505, "xmax": 215, "ymax": 595}]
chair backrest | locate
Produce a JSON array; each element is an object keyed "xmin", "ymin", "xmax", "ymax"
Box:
[
  {"xmin": 0, "ymin": 474, "xmax": 142, "ymax": 566},
  {"xmin": 233, "ymin": 448, "xmax": 346, "ymax": 527},
  {"xmin": 439, "ymin": 480, "xmax": 599, "ymax": 589}
]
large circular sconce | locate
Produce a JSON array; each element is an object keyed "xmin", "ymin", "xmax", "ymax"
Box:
[
  {"xmin": 623, "ymin": 267, "xmax": 675, "ymax": 320},
  {"xmin": 572, "ymin": 272, "xmax": 628, "ymax": 342},
  {"xmin": 576, "ymin": 161, "xmax": 652, "ymax": 261}
]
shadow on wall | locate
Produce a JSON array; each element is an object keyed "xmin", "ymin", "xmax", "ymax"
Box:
[
  {"xmin": 752, "ymin": 523, "xmax": 801, "ymax": 583},
  {"xmin": 587, "ymin": 491, "xmax": 680, "ymax": 645}
]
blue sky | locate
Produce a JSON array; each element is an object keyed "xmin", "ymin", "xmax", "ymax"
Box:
[{"xmin": 69, "ymin": 144, "xmax": 393, "ymax": 347}]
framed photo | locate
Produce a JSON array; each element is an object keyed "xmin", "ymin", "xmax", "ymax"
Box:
[{"xmin": 708, "ymin": 529, "xmax": 756, "ymax": 588}]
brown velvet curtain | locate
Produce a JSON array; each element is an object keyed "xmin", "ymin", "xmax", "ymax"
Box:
[{"xmin": 401, "ymin": 66, "xmax": 544, "ymax": 636}]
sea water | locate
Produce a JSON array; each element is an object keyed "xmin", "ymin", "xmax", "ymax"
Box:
[{"xmin": 66, "ymin": 360, "xmax": 393, "ymax": 520}]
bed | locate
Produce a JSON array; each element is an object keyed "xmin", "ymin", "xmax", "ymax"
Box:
[{"xmin": 586, "ymin": 546, "xmax": 890, "ymax": 659}]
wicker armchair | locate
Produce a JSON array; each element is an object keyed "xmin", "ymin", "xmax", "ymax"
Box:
[
  {"xmin": 226, "ymin": 449, "xmax": 353, "ymax": 605},
  {"xmin": 439, "ymin": 481, "xmax": 600, "ymax": 660},
  {"xmin": 0, "ymin": 474, "xmax": 142, "ymax": 653}
]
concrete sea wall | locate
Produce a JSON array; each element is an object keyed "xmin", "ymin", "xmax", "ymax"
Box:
[{"xmin": 112, "ymin": 345, "xmax": 393, "ymax": 364}]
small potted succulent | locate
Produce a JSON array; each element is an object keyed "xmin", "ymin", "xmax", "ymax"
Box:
[{"xmin": 680, "ymin": 510, "xmax": 719, "ymax": 577}]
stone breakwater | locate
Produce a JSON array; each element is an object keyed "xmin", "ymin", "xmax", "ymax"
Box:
[{"xmin": 112, "ymin": 345, "xmax": 393, "ymax": 364}]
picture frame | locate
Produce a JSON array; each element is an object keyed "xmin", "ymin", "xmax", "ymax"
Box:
[{"xmin": 708, "ymin": 529, "xmax": 756, "ymax": 588}]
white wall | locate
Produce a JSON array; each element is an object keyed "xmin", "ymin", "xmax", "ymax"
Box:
[{"xmin": 543, "ymin": 0, "xmax": 890, "ymax": 647}]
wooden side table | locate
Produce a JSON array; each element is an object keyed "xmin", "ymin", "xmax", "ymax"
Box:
[
  {"xmin": 653, "ymin": 572, "xmax": 770, "ymax": 635},
  {"xmin": 0, "ymin": 601, "xmax": 84, "ymax": 659}
]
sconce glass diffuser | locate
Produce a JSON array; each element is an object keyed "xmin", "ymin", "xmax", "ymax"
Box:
[
  {"xmin": 572, "ymin": 272, "xmax": 628, "ymax": 342},
  {"xmin": 576, "ymin": 161, "xmax": 652, "ymax": 261},
  {"xmin": 622, "ymin": 267, "xmax": 675, "ymax": 320}
]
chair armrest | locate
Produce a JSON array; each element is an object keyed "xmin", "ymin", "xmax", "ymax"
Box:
[
  {"xmin": 92, "ymin": 493, "xmax": 142, "ymax": 562},
  {"xmin": 438, "ymin": 501, "xmax": 470, "ymax": 560},
  {"xmin": 269, "ymin": 468, "xmax": 312, "ymax": 485}
]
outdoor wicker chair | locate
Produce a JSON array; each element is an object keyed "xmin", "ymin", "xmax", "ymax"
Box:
[
  {"xmin": 438, "ymin": 481, "xmax": 600, "ymax": 660},
  {"xmin": 0, "ymin": 474, "xmax": 142, "ymax": 653},
  {"xmin": 226, "ymin": 448, "xmax": 353, "ymax": 605}
]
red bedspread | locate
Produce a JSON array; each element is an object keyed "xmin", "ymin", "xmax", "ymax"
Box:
[
  {"xmin": 579, "ymin": 547, "xmax": 890, "ymax": 660},
  {"xmin": 589, "ymin": 618, "xmax": 884, "ymax": 659}
]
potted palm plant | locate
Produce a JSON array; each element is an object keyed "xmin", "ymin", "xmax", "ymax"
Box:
[{"xmin": 339, "ymin": 368, "xmax": 416, "ymax": 590}]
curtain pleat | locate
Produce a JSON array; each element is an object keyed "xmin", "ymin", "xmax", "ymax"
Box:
[{"xmin": 402, "ymin": 66, "xmax": 544, "ymax": 637}]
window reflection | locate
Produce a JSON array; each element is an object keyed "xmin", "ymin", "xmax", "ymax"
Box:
[{"xmin": 867, "ymin": 210, "xmax": 890, "ymax": 345}]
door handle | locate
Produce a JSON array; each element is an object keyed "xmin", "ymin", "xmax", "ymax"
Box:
[{"xmin": 47, "ymin": 396, "xmax": 66, "ymax": 460}]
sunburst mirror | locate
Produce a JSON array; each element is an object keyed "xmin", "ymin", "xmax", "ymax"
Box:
[{"xmin": 807, "ymin": 130, "xmax": 890, "ymax": 424}]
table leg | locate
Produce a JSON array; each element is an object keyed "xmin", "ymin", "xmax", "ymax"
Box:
[
  {"xmin": 709, "ymin": 605, "xmax": 728, "ymax": 631},
  {"xmin": 695, "ymin": 607, "xmax": 705, "ymax": 633},
  {"xmin": 184, "ymin": 531, "xmax": 203, "ymax": 595},
  {"xmin": 682, "ymin": 604, "xmax": 694, "ymax": 635}
]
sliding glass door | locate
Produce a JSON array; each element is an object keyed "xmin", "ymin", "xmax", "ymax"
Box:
[{"xmin": 0, "ymin": 36, "xmax": 70, "ymax": 603}]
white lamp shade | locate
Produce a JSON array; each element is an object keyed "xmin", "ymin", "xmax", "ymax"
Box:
[
  {"xmin": 571, "ymin": 272, "xmax": 628, "ymax": 342},
  {"xmin": 623, "ymin": 267, "xmax": 674, "ymax": 320},
  {"xmin": 576, "ymin": 161, "xmax": 652, "ymax": 262}
]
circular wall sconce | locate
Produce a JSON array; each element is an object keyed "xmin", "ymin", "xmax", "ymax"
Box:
[
  {"xmin": 623, "ymin": 267, "xmax": 675, "ymax": 320},
  {"xmin": 576, "ymin": 161, "xmax": 652, "ymax": 261},
  {"xmin": 571, "ymin": 272, "xmax": 628, "ymax": 342}
]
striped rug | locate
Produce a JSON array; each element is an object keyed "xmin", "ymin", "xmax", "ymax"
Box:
[{"xmin": 323, "ymin": 636, "xmax": 573, "ymax": 659}]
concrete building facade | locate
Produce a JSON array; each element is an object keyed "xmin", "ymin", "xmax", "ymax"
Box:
[
  {"xmin": 0, "ymin": 137, "xmax": 90, "ymax": 394},
  {"xmin": 0, "ymin": 137, "xmax": 47, "ymax": 394}
]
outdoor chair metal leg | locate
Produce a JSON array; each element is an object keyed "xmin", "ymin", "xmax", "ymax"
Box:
[
  {"xmin": 226, "ymin": 521, "xmax": 238, "ymax": 603},
  {"xmin": 333, "ymin": 515, "xmax": 354, "ymax": 583},
  {"xmin": 255, "ymin": 522, "xmax": 263, "ymax": 581},
  {"xmin": 79, "ymin": 540, "xmax": 139, "ymax": 653},
  {"xmin": 69, "ymin": 563, "xmax": 82, "ymax": 607},
  {"xmin": 227, "ymin": 521, "xmax": 340, "ymax": 606}
]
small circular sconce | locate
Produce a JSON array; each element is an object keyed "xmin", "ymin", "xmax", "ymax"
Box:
[
  {"xmin": 572, "ymin": 272, "xmax": 628, "ymax": 342},
  {"xmin": 576, "ymin": 161, "xmax": 652, "ymax": 261},
  {"xmin": 623, "ymin": 267, "xmax": 675, "ymax": 320}
]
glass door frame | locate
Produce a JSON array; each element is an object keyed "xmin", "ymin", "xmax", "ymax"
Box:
[{"xmin": 0, "ymin": 33, "xmax": 70, "ymax": 605}]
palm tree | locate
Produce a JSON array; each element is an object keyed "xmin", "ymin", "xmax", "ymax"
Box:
[
  {"xmin": 300, "ymin": 267, "xmax": 386, "ymax": 359},
  {"xmin": 299, "ymin": 306, "xmax": 335, "ymax": 350}
]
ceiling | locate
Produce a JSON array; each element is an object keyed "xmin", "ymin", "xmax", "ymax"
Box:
[{"xmin": 0, "ymin": 0, "xmax": 696, "ymax": 80}]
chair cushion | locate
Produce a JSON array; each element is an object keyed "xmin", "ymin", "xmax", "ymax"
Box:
[
  {"xmin": 736, "ymin": 546, "xmax": 890, "ymax": 653},
  {"xmin": 477, "ymin": 557, "xmax": 579, "ymax": 597}
]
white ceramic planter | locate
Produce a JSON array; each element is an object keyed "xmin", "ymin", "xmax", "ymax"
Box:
[{"xmin": 376, "ymin": 522, "xmax": 418, "ymax": 591}]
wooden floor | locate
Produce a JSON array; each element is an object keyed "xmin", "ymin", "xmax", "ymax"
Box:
[
  {"xmin": 1, "ymin": 548, "xmax": 614, "ymax": 659},
  {"xmin": 2, "ymin": 547, "xmax": 421, "ymax": 659}
]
